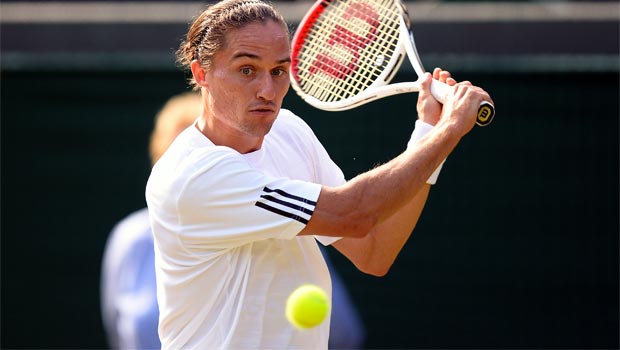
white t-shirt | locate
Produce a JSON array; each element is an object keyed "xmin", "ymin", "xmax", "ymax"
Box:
[{"xmin": 145, "ymin": 109, "xmax": 345, "ymax": 349}]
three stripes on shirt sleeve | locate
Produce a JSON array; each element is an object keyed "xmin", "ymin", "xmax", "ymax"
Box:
[{"xmin": 254, "ymin": 187, "xmax": 316, "ymax": 224}]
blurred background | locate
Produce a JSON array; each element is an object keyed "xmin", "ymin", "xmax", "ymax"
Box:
[{"xmin": 1, "ymin": 0, "xmax": 618, "ymax": 348}]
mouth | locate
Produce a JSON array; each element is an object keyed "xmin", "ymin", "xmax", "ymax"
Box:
[
  {"xmin": 251, "ymin": 107, "xmax": 274, "ymax": 112},
  {"xmin": 249, "ymin": 105, "xmax": 277, "ymax": 115}
]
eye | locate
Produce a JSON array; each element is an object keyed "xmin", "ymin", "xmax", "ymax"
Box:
[
  {"xmin": 240, "ymin": 67, "xmax": 254, "ymax": 75},
  {"xmin": 272, "ymin": 68, "xmax": 287, "ymax": 77}
]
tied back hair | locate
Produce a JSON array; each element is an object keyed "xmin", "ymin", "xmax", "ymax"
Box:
[{"xmin": 176, "ymin": 0, "xmax": 290, "ymax": 90}]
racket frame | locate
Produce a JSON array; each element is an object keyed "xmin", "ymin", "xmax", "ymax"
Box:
[{"xmin": 290, "ymin": 0, "xmax": 494, "ymax": 125}]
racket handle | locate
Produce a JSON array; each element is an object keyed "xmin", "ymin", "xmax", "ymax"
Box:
[
  {"xmin": 476, "ymin": 102, "xmax": 495, "ymax": 127},
  {"xmin": 430, "ymin": 80, "xmax": 495, "ymax": 127}
]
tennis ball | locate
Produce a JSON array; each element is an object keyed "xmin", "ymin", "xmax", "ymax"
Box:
[{"xmin": 286, "ymin": 284, "xmax": 329, "ymax": 329}]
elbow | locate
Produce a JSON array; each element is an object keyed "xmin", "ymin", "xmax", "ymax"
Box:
[
  {"xmin": 335, "ymin": 181, "xmax": 384, "ymax": 239},
  {"xmin": 341, "ymin": 209, "xmax": 380, "ymax": 239},
  {"xmin": 352, "ymin": 235, "xmax": 393, "ymax": 277}
]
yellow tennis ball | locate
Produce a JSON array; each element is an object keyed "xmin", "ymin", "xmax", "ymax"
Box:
[{"xmin": 286, "ymin": 284, "xmax": 329, "ymax": 329}]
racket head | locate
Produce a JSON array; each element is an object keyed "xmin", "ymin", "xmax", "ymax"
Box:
[{"xmin": 290, "ymin": 0, "xmax": 410, "ymax": 111}]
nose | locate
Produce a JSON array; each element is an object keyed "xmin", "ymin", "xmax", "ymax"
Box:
[{"xmin": 256, "ymin": 73, "xmax": 276, "ymax": 101}]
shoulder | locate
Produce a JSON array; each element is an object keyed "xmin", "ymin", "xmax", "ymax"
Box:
[
  {"xmin": 269, "ymin": 109, "xmax": 322, "ymax": 150},
  {"xmin": 148, "ymin": 128, "xmax": 260, "ymax": 207},
  {"xmin": 274, "ymin": 109, "xmax": 315, "ymax": 135},
  {"xmin": 168, "ymin": 146, "xmax": 261, "ymax": 204},
  {"xmin": 152, "ymin": 127, "xmax": 247, "ymax": 183}
]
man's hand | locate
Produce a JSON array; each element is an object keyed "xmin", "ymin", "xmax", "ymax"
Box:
[
  {"xmin": 416, "ymin": 68, "xmax": 456, "ymax": 126},
  {"xmin": 438, "ymin": 78, "xmax": 493, "ymax": 138}
]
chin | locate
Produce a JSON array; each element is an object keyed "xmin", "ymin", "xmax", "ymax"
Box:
[
  {"xmin": 243, "ymin": 121, "xmax": 276, "ymax": 138},
  {"xmin": 258, "ymin": 122, "xmax": 276, "ymax": 137}
]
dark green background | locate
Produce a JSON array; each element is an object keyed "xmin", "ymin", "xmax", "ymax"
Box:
[{"xmin": 1, "ymin": 69, "xmax": 617, "ymax": 348}]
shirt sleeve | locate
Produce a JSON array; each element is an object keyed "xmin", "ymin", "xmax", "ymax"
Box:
[{"xmin": 176, "ymin": 149, "xmax": 322, "ymax": 251}]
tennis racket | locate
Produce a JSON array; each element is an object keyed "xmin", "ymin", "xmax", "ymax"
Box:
[{"xmin": 290, "ymin": 0, "xmax": 495, "ymax": 126}]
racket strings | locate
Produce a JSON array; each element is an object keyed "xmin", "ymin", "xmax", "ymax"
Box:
[
  {"xmin": 323, "ymin": 4, "xmax": 397, "ymax": 99},
  {"xmin": 317, "ymin": 1, "xmax": 384, "ymax": 97},
  {"xmin": 302, "ymin": 1, "xmax": 399, "ymax": 101},
  {"xmin": 299, "ymin": 2, "xmax": 367, "ymax": 101},
  {"xmin": 295, "ymin": 0, "xmax": 402, "ymax": 102}
]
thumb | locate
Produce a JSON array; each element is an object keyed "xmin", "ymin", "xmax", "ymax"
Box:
[{"xmin": 419, "ymin": 72, "xmax": 432, "ymax": 93}]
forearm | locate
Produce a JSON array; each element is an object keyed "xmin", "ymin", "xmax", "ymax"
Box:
[
  {"xmin": 341, "ymin": 121, "xmax": 459, "ymax": 227},
  {"xmin": 305, "ymin": 73, "xmax": 489, "ymax": 274},
  {"xmin": 333, "ymin": 73, "xmax": 484, "ymax": 234},
  {"xmin": 303, "ymin": 121, "xmax": 461, "ymax": 238}
]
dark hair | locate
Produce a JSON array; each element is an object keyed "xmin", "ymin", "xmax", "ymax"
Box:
[{"xmin": 176, "ymin": 0, "xmax": 289, "ymax": 90}]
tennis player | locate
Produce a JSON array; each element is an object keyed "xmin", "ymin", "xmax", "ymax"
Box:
[
  {"xmin": 145, "ymin": 0, "xmax": 492, "ymax": 348},
  {"xmin": 101, "ymin": 92, "xmax": 365, "ymax": 349}
]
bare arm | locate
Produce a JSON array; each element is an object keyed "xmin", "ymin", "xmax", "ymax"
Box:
[
  {"xmin": 331, "ymin": 69, "xmax": 461, "ymax": 276},
  {"xmin": 299, "ymin": 117, "xmax": 458, "ymax": 249},
  {"xmin": 299, "ymin": 71, "xmax": 493, "ymax": 275}
]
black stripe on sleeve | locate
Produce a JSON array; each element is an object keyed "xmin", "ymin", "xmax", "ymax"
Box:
[
  {"xmin": 263, "ymin": 187, "xmax": 317, "ymax": 206},
  {"xmin": 253, "ymin": 186, "xmax": 317, "ymax": 224},
  {"xmin": 259, "ymin": 194, "xmax": 314, "ymax": 216},
  {"xmin": 255, "ymin": 201, "xmax": 309, "ymax": 225}
]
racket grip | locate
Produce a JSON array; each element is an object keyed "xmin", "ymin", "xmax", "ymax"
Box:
[
  {"xmin": 430, "ymin": 80, "xmax": 495, "ymax": 127},
  {"xmin": 476, "ymin": 102, "xmax": 495, "ymax": 127}
]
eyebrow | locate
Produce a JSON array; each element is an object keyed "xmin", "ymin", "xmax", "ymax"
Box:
[{"xmin": 232, "ymin": 52, "xmax": 291, "ymax": 64}]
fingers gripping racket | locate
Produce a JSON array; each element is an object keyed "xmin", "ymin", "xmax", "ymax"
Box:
[{"xmin": 290, "ymin": 0, "xmax": 495, "ymax": 126}]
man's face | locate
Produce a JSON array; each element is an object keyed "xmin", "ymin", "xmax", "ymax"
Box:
[{"xmin": 204, "ymin": 20, "xmax": 291, "ymax": 141}]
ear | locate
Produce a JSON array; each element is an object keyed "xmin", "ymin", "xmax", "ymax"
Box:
[{"xmin": 190, "ymin": 60, "xmax": 208, "ymax": 88}]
